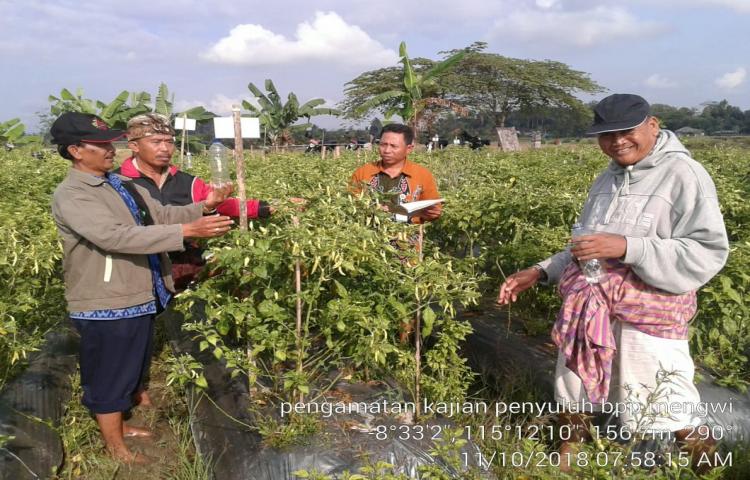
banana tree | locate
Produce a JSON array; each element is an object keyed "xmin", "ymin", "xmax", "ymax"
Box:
[
  {"xmin": 97, "ymin": 91, "xmax": 152, "ymax": 129},
  {"xmin": 0, "ymin": 118, "xmax": 26, "ymax": 144},
  {"xmin": 154, "ymin": 82, "xmax": 174, "ymax": 117},
  {"xmin": 48, "ymin": 88, "xmax": 98, "ymax": 116},
  {"xmin": 174, "ymin": 105, "xmax": 217, "ymax": 156},
  {"xmin": 242, "ymin": 79, "xmax": 340, "ymax": 147},
  {"xmin": 0, "ymin": 118, "xmax": 40, "ymax": 147},
  {"xmin": 48, "ymin": 88, "xmax": 151, "ymax": 130},
  {"xmin": 355, "ymin": 41, "xmax": 466, "ymax": 137}
]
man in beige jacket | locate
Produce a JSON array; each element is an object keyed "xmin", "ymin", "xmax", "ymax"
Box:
[{"xmin": 50, "ymin": 112, "xmax": 233, "ymax": 463}]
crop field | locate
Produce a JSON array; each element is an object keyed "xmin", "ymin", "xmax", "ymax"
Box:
[{"xmin": 1, "ymin": 141, "xmax": 749, "ymax": 479}]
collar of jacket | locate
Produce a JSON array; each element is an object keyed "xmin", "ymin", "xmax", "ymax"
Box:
[
  {"xmin": 120, "ymin": 156, "xmax": 179, "ymax": 178},
  {"xmin": 66, "ymin": 167, "xmax": 109, "ymax": 186}
]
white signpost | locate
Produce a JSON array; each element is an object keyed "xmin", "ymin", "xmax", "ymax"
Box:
[
  {"xmin": 212, "ymin": 117, "xmax": 260, "ymax": 139},
  {"xmin": 174, "ymin": 117, "xmax": 196, "ymax": 131}
]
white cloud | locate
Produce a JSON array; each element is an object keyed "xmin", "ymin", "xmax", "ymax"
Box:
[
  {"xmin": 491, "ymin": 6, "xmax": 664, "ymax": 47},
  {"xmin": 175, "ymin": 94, "xmax": 246, "ymax": 116},
  {"xmin": 645, "ymin": 74, "xmax": 678, "ymax": 88},
  {"xmin": 715, "ymin": 67, "xmax": 747, "ymax": 89},
  {"xmin": 0, "ymin": 1, "xmax": 167, "ymax": 60},
  {"xmin": 202, "ymin": 11, "xmax": 398, "ymax": 68}
]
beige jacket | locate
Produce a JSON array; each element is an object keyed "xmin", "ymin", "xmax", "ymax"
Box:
[{"xmin": 52, "ymin": 168, "xmax": 204, "ymax": 312}]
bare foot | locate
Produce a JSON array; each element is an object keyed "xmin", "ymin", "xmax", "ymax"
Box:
[{"xmin": 123, "ymin": 424, "xmax": 154, "ymax": 438}]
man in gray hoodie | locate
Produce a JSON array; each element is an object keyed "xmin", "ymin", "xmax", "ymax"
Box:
[{"xmin": 497, "ymin": 94, "xmax": 728, "ymax": 469}]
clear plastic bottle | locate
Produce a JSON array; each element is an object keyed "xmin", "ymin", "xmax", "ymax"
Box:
[
  {"xmin": 208, "ymin": 140, "xmax": 231, "ymax": 188},
  {"xmin": 571, "ymin": 223, "xmax": 604, "ymax": 283},
  {"xmin": 185, "ymin": 151, "xmax": 193, "ymax": 169}
]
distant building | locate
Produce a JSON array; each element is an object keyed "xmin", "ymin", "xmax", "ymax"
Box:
[{"xmin": 674, "ymin": 126, "xmax": 705, "ymax": 137}]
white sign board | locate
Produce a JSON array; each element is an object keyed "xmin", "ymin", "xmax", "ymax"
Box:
[
  {"xmin": 213, "ymin": 117, "xmax": 260, "ymax": 139},
  {"xmin": 174, "ymin": 117, "xmax": 197, "ymax": 131}
]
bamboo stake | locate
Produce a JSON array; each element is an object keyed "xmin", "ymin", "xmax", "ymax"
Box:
[
  {"xmin": 232, "ymin": 106, "xmax": 248, "ymax": 231},
  {"xmin": 415, "ymin": 223, "xmax": 424, "ymax": 420},
  {"xmin": 293, "ymin": 216, "xmax": 304, "ymax": 404}
]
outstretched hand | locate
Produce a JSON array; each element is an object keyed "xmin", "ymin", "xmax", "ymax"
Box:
[
  {"xmin": 182, "ymin": 215, "xmax": 234, "ymax": 238},
  {"xmin": 496, "ymin": 268, "xmax": 541, "ymax": 305}
]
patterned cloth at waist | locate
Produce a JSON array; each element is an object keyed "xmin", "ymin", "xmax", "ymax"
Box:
[{"xmin": 551, "ymin": 259, "xmax": 697, "ymax": 404}]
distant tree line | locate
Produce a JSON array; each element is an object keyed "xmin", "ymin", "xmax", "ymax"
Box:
[
  {"xmin": 19, "ymin": 40, "xmax": 750, "ymax": 149},
  {"xmin": 651, "ymin": 100, "xmax": 750, "ymax": 135}
]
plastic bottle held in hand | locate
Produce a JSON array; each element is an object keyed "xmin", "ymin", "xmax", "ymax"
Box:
[
  {"xmin": 208, "ymin": 140, "xmax": 231, "ymax": 188},
  {"xmin": 571, "ymin": 223, "xmax": 604, "ymax": 284}
]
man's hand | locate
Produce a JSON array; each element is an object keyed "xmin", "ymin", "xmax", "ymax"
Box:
[
  {"xmin": 204, "ymin": 183, "xmax": 234, "ymax": 210},
  {"xmin": 570, "ymin": 233, "xmax": 626, "ymax": 261},
  {"xmin": 182, "ymin": 215, "xmax": 234, "ymax": 238},
  {"xmin": 497, "ymin": 268, "xmax": 541, "ymax": 305},
  {"xmin": 420, "ymin": 204, "xmax": 442, "ymax": 221}
]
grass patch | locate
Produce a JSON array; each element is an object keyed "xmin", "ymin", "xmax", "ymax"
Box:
[{"xmin": 54, "ymin": 345, "xmax": 212, "ymax": 479}]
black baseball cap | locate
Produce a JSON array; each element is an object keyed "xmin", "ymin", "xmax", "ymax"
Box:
[
  {"xmin": 586, "ymin": 94, "xmax": 651, "ymax": 135},
  {"xmin": 50, "ymin": 112, "xmax": 125, "ymax": 145}
]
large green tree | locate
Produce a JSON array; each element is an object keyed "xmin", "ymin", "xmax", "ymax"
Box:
[
  {"xmin": 342, "ymin": 42, "xmax": 466, "ymax": 135},
  {"xmin": 341, "ymin": 42, "xmax": 602, "ymax": 134},
  {"xmin": 242, "ymin": 79, "xmax": 340, "ymax": 147},
  {"xmin": 438, "ymin": 42, "xmax": 603, "ymax": 127}
]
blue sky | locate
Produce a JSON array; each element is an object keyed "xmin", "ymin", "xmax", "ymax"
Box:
[{"xmin": 1, "ymin": 0, "xmax": 748, "ymax": 132}]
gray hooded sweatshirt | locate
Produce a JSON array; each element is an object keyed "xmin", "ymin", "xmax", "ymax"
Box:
[{"xmin": 538, "ymin": 130, "xmax": 728, "ymax": 294}]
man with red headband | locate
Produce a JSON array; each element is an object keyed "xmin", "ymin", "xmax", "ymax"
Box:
[{"xmin": 116, "ymin": 113, "xmax": 272, "ymax": 289}]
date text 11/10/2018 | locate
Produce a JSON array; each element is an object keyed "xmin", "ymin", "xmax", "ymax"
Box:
[{"xmin": 464, "ymin": 450, "xmax": 733, "ymax": 470}]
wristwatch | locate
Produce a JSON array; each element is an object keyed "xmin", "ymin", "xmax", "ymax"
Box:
[{"xmin": 531, "ymin": 264, "xmax": 548, "ymax": 282}]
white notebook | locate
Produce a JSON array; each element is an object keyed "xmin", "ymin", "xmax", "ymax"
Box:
[{"xmin": 390, "ymin": 198, "xmax": 445, "ymax": 215}]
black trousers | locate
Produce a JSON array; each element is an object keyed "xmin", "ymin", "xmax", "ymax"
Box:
[{"xmin": 72, "ymin": 314, "xmax": 154, "ymax": 414}]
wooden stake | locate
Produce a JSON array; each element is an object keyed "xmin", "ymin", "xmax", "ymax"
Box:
[{"xmin": 232, "ymin": 105, "xmax": 248, "ymax": 231}]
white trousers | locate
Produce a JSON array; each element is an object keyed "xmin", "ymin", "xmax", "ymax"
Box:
[{"xmin": 555, "ymin": 322, "xmax": 703, "ymax": 433}]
